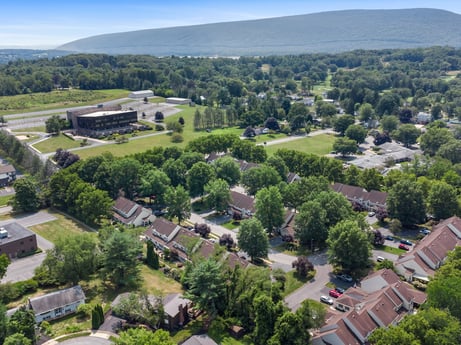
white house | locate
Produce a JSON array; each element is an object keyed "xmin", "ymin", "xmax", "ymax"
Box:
[{"xmin": 28, "ymin": 285, "xmax": 86, "ymax": 323}]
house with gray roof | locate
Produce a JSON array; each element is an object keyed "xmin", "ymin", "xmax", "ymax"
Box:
[
  {"xmin": 28, "ymin": 285, "xmax": 86, "ymax": 323},
  {"xmin": 331, "ymin": 183, "xmax": 387, "ymax": 212},
  {"xmin": 113, "ymin": 196, "xmax": 156, "ymax": 227},
  {"xmin": 0, "ymin": 222, "xmax": 37, "ymax": 259},
  {"xmin": 182, "ymin": 334, "xmax": 218, "ymax": 345}
]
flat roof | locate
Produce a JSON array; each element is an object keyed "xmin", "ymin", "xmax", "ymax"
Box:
[
  {"xmin": 79, "ymin": 110, "xmax": 135, "ymax": 118},
  {"xmin": 0, "ymin": 222, "xmax": 35, "ymax": 245}
]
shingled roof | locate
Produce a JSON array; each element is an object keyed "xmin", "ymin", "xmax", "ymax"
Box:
[{"xmin": 29, "ymin": 285, "xmax": 85, "ymax": 315}]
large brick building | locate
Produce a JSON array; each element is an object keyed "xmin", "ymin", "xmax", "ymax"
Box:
[{"xmin": 0, "ymin": 222, "xmax": 37, "ymax": 259}]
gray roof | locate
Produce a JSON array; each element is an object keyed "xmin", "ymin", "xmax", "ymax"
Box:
[
  {"xmin": 163, "ymin": 293, "xmax": 190, "ymax": 318},
  {"xmin": 0, "ymin": 222, "xmax": 35, "ymax": 245},
  {"xmin": 182, "ymin": 335, "xmax": 218, "ymax": 345},
  {"xmin": 29, "ymin": 285, "xmax": 85, "ymax": 315}
]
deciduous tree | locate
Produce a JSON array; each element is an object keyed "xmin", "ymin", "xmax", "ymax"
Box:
[
  {"xmin": 114, "ymin": 328, "xmax": 174, "ymax": 345},
  {"xmin": 237, "ymin": 218, "xmax": 269, "ymax": 262},
  {"xmin": 387, "ymin": 179, "xmax": 426, "ymax": 226},
  {"xmin": 255, "ymin": 186, "xmax": 284, "ymax": 235},
  {"xmin": 164, "ymin": 185, "xmax": 191, "ymax": 224},
  {"xmin": 187, "ymin": 161, "xmax": 216, "ymax": 197},
  {"xmin": 12, "ymin": 177, "xmax": 40, "ymax": 212},
  {"xmin": 391, "ymin": 124, "xmax": 420, "ymax": 147},
  {"xmin": 205, "ymin": 178, "xmax": 230, "ymax": 213}
]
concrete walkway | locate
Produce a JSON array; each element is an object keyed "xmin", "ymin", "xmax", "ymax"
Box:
[{"xmin": 42, "ymin": 331, "xmax": 116, "ymax": 345}]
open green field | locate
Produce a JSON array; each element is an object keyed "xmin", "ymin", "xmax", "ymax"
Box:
[
  {"xmin": 29, "ymin": 210, "xmax": 96, "ymax": 243},
  {"xmin": 265, "ymin": 133, "xmax": 336, "ymax": 156},
  {"xmin": 0, "ymin": 194, "xmax": 13, "ymax": 206},
  {"xmin": 11, "ymin": 125, "xmax": 46, "ymax": 133},
  {"xmin": 0, "ymin": 89, "xmax": 129, "ymax": 115},
  {"xmin": 32, "ymin": 134, "xmax": 82, "ymax": 153}
]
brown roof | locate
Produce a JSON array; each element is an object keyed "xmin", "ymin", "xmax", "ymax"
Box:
[
  {"xmin": 332, "ymin": 182, "xmax": 387, "ymax": 207},
  {"xmin": 226, "ymin": 252, "xmax": 250, "ymax": 269},
  {"xmin": 149, "ymin": 217, "xmax": 181, "ymax": 238},
  {"xmin": 0, "ymin": 164, "xmax": 15, "ymax": 174},
  {"xmin": 230, "ymin": 191, "xmax": 255, "ymax": 213}
]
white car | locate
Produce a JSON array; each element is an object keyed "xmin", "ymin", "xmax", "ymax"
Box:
[
  {"xmin": 320, "ymin": 295, "xmax": 334, "ymax": 305},
  {"xmin": 376, "ymin": 256, "xmax": 385, "ymax": 262}
]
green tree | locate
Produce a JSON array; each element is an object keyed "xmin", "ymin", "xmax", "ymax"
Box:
[
  {"xmin": 253, "ymin": 295, "xmax": 282, "ymax": 345},
  {"xmin": 420, "ymin": 127, "xmax": 454, "ymax": 156},
  {"xmin": 45, "ymin": 115, "xmax": 64, "ymax": 134},
  {"xmin": 316, "ymin": 191, "xmax": 353, "ymax": 228},
  {"xmin": 101, "ymin": 231, "xmax": 142, "ymax": 287},
  {"xmin": 7, "ymin": 306, "xmax": 35, "ymax": 343},
  {"xmin": 391, "ymin": 124, "xmax": 420, "ymax": 147},
  {"xmin": 162, "ymin": 158, "xmax": 187, "ymax": 187},
  {"xmin": 187, "ymin": 161, "xmax": 216, "ymax": 197},
  {"xmin": 438, "ymin": 140, "xmax": 461, "ymax": 164},
  {"xmin": 0, "ymin": 303, "xmax": 7, "ymax": 344},
  {"xmin": 12, "ymin": 177, "xmax": 40, "ymax": 212},
  {"xmin": 204, "ymin": 178, "xmax": 230, "ymax": 213},
  {"xmin": 327, "ymin": 220, "xmax": 371, "ymax": 273},
  {"xmin": 241, "ymin": 165, "xmax": 281, "ymax": 195},
  {"xmin": 185, "ymin": 259, "xmax": 226, "ymax": 319},
  {"xmin": 74, "ymin": 187, "xmax": 113, "ymax": 225},
  {"xmin": 358, "ymin": 103, "xmax": 375, "ymax": 122},
  {"xmin": 255, "ymin": 186, "xmax": 285, "ymax": 235},
  {"xmin": 237, "ymin": 218, "xmax": 269, "ymax": 262},
  {"xmin": 139, "ymin": 168, "xmax": 171, "ymax": 204},
  {"xmin": 110, "ymin": 157, "xmax": 142, "ymax": 199},
  {"xmin": 345, "ymin": 124, "xmax": 367, "ymax": 144},
  {"xmin": 333, "ymin": 137, "xmax": 357, "ymax": 156},
  {"xmin": 387, "ymin": 179, "xmax": 426, "ymax": 226},
  {"xmin": 359, "ymin": 168, "xmax": 383, "ymax": 191},
  {"xmin": 380, "ymin": 115, "xmax": 399, "ymax": 133},
  {"xmin": 39, "ymin": 233, "xmax": 98, "ymax": 285},
  {"xmin": 268, "ymin": 311, "xmax": 308, "ymax": 345},
  {"xmin": 164, "ymin": 185, "xmax": 191, "ymax": 224},
  {"xmin": 0, "ymin": 254, "xmax": 9, "ymax": 280},
  {"xmin": 212, "ymin": 156, "xmax": 241, "ymax": 186},
  {"xmin": 4, "ymin": 333, "xmax": 32, "ymax": 345},
  {"xmin": 295, "ymin": 201, "xmax": 327, "ymax": 247},
  {"xmin": 333, "ymin": 115, "xmax": 355, "ymax": 136},
  {"xmin": 427, "ymin": 181, "xmax": 459, "ymax": 220},
  {"xmin": 114, "ymin": 328, "xmax": 175, "ymax": 345}
]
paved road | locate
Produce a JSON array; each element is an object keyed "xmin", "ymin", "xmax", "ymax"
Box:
[
  {"xmin": 257, "ymin": 128, "xmax": 336, "ymax": 147},
  {"xmin": 43, "ymin": 332, "xmax": 114, "ymax": 345},
  {"xmin": 284, "ymin": 251, "xmax": 334, "ymax": 311}
]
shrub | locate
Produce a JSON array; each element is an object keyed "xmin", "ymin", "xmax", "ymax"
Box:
[
  {"xmin": 171, "ymin": 133, "xmax": 184, "ymax": 143},
  {"xmin": 155, "ymin": 124, "xmax": 164, "ymax": 131}
]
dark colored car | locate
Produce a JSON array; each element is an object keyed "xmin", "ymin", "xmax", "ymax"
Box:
[
  {"xmin": 335, "ymin": 287, "xmax": 345, "ymax": 294},
  {"xmin": 385, "ymin": 235, "xmax": 394, "ymax": 241},
  {"xmin": 400, "ymin": 239, "xmax": 413, "ymax": 246}
]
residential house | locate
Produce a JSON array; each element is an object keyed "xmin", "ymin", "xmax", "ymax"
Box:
[
  {"xmin": 331, "ymin": 183, "xmax": 387, "ymax": 212},
  {"xmin": 144, "ymin": 217, "xmax": 183, "ymax": 252},
  {"xmin": 395, "ymin": 216, "xmax": 461, "ymax": 283},
  {"xmin": 112, "ymin": 196, "xmax": 156, "ymax": 227},
  {"xmin": 228, "ymin": 191, "xmax": 255, "ymax": 218},
  {"xmin": 163, "ymin": 293, "xmax": 192, "ymax": 330},
  {"xmin": 313, "ymin": 269, "xmax": 426, "ymax": 345},
  {"xmin": 280, "ymin": 210, "xmax": 296, "ymax": 241},
  {"xmin": 416, "ymin": 111, "xmax": 432, "ymax": 124},
  {"xmin": 182, "ymin": 334, "xmax": 219, "ymax": 345},
  {"xmin": 28, "ymin": 285, "xmax": 86, "ymax": 323},
  {"xmin": 0, "ymin": 164, "xmax": 16, "ymax": 186},
  {"xmin": 286, "ymin": 172, "xmax": 301, "ymax": 184},
  {"xmin": 0, "ymin": 222, "xmax": 37, "ymax": 259}
]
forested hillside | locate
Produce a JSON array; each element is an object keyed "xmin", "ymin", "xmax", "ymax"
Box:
[{"xmin": 57, "ymin": 9, "xmax": 461, "ymax": 56}]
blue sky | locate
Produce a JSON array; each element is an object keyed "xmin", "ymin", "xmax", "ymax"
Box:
[{"xmin": 2, "ymin": 0, "xmax": 461, "ymax": 48}]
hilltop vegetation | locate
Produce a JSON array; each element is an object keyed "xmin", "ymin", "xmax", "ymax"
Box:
[{"xmin": 57, "ymin": 9, "xmax": 461, "ymax": 56}]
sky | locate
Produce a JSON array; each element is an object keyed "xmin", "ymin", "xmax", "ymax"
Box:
[{"xmin": 2, "ymin": 0, "xmax": 461, "ymax": 49}]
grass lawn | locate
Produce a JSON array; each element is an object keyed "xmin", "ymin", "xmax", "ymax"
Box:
[
  {"xmin": 283, "ymin": 270, "xmax": 310, "ymax": 296},
  {"xmin": 381, "ymin": 245, "xmax": 406, "ymax": 255},
  {"xmin": 29, "ymin": 210, "xmax": 96, "ymax": 243},
  {"xmin": 0, "ymin": 194, "xmax": 13, "ymax": 206},
  {"xmin": 265, "ymin": 133, "xmax": 336, "ymax": 156},
  {"xmin": 221, "ymin": 221, "xmax": 240, "ymax": 230},
  {"xmin": 32, "ymin": 134, "xmax": 82, "ymax": 153},
  {"xmin": 0, "ymin": 89, "xmax": 129, "ymax": 116},
  {"xmin": 11, "ymin": 125, "xmax": 46, "ymax": 133},
  {"xmin": 140, "ymin": 265, "xmax": 183, "ymax": 296},
  {"xmin": 47, "ymin": 312, "xmax": 92, "ymax": 337}
]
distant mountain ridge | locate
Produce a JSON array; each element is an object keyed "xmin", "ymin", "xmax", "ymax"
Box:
[{"xmin": 57, "ymin": 8, "xmax": 461, "ymax": 56}]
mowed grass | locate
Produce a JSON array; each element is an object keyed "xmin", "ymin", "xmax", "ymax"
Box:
[
  {"xmin": 11, "ymin": 125, "xmax": 46, "ymax": 133},
  {"xmin": 265, "ymin": 133, "xmax": 335, "ymax": 156},
  {"xmin": 140, "ymin": 265, "xmax": 183, "ymax": 296},
  {"xmin": 0, "ymin": 89, "xmax": 129, "ymax": 115},
  {"xmin": 29, "ymin": 210, "xmax": 96, "ymax": 243},
  {"xmin": 32, "ymin": 134, "xmax": 82, "ymax": 153},
  {"xmin": 0, "ymin": 194, "xmax": 13, "ymax": 206}
]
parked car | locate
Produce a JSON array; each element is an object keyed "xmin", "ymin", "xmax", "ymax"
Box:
[
  {"xmin": 419, "ymin": 229, "xmax": 431, "ymax": 235},
  {"xmin": 385, "ymin": 235, "xmax": 394, "ymax": 241},
  {"xmin": 329, "ymin": 289, "xmax": 342, "ymax": 298},
  {"xmin": 376, "ymin": 256, "xmax": 385, "ymax": 262},
  {"xmin": 368, "ymin": 212, "xmax": 375, "ymax": 217},
  {"xmin": 320, "ymin": 295, "xmax": 334, "ymax": 305},
  {"xmin": 337, "ymin": 274, "xmax": 353, "ymax": 282},
  {"xmin": 399, "ymin": 244, "xmax": 410, "ymax": 251},
  {"xmin": 400, "ymin": 239, "xmax": 413, "ymax": 246},
  {"xmin": 335, "ymin": 287, "xmax": 345, "ymax": 294}
]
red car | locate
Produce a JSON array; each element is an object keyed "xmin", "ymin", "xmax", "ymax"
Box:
[
  {"xmin": 399, "ymin": 243, "xmax": 410, "ymax": 251},
  {"xmin": 329, "ymin": 289, "xmax": 342, "ymax": 298}
]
